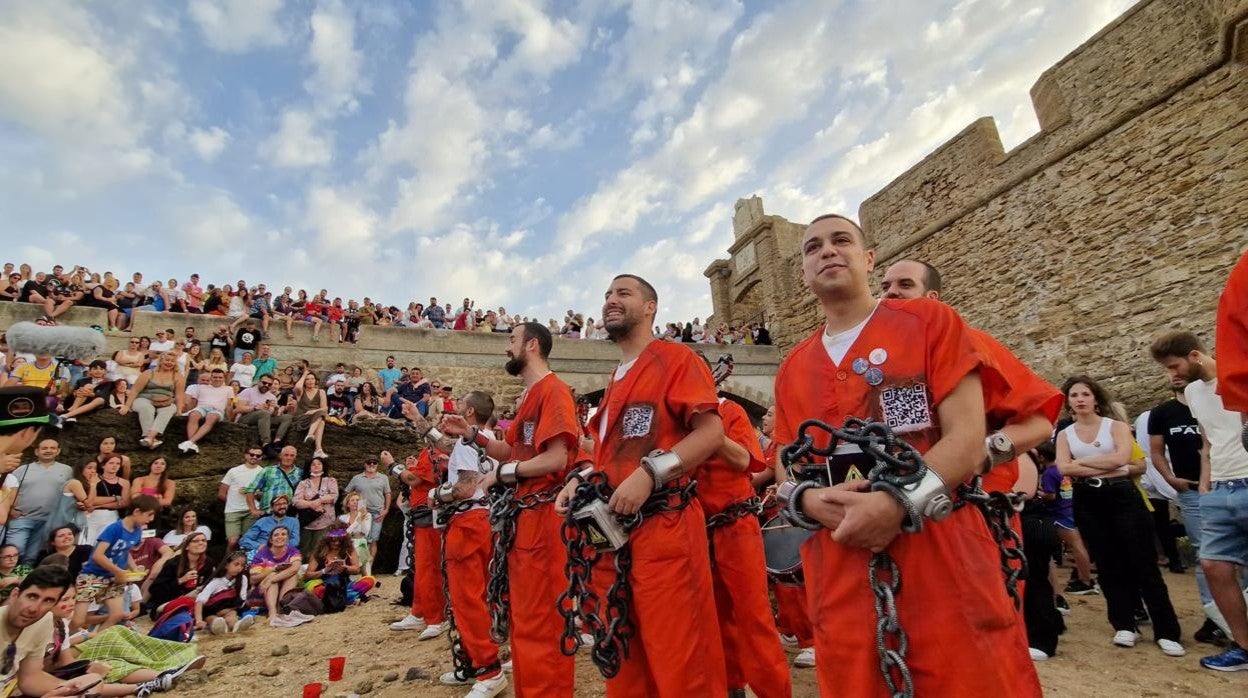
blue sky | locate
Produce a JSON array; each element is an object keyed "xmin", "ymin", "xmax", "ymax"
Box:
[{"xmin": 0, "ymin": 0, "xmax": 1132, "ymax": 327}]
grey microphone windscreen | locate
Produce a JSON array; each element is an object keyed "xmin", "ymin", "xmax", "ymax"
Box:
[{"xmin": 4, "ymin": 322, "xmax": 107, "ymax": 362}]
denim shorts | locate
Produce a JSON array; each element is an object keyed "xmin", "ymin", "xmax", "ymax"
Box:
[{"xmin": 1200, "ymin": 479, "xmax": 1248, "ymax": 566}]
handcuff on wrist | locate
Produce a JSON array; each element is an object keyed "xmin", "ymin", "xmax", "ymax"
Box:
[
  {"xmin": 497, "ymin": 461, "xmax": 521, "ymax": 486},
  {"xmin": 983, "ymin": 431, "xmax": 1017, "ymax": 472},
  {"xmin": 870, "ymin": 469, "xmax": 954, "ymax": 533},
  {"xmin": 639, "ymin": 450, "xmax": 683, "ymax": 488},
  {"xmin": 465, "ymin": 425, "xmax": 491, "ymax": 449},
  {"xmin": 776, "ymin": 479, "xmax": 823, "ymax": 531}
]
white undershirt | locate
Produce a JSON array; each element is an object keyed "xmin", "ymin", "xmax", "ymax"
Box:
[
  {"xmin": 821, "ymin": 302, "xmax": 878, "ymax": 365},
  {"xmin": 599, "ymin": 358, "xmax": 639, "ymax": 443}
]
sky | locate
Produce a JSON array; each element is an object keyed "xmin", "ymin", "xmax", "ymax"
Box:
[{"xmin": 0, "ymin": 0, "xmax": 1134, "ymax": 327}]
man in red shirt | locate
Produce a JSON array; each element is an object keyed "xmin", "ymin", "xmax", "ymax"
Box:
[
  {"xmin": 556, "ymin": 274, "xmax": 727, "ymax": 697},
  {"xmin": 390, "ymin": 449, "xmax": 447, "ymax": 639},
  {"xmin": 439, "ymin": 322, "xmax": 580, "ymax": 697},
  {"xmin": 700, "ymin": 396, "xmax": 791, "ymax": 698},
  {"xmin": 774, "ymin": 215, "xmax": 1040, "ymax": 696}
]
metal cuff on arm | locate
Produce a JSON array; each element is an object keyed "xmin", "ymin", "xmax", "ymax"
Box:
[
  {"xmin": 639, "ymin": 450, "xmax": 683, "ymax": 488},
  {"xmin": 983, "ymin": 431, "xmax": 1017, "ymax": 472},
  {"xmin": 497, "ymin": 461, "xmax": 521, "ymax": 486},
  {"xmin": 433, "ymin": 481, "xmax": 456, "ymax": 504},
  {"xmin": 776, "ymin": 480, "xmax": 822, "ymax": 531},
  {"xmin": 871, "ymin": 469, "xmax": 953, "ymax": 534}
]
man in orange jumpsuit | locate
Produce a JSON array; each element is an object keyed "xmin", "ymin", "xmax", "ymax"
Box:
[
  {"xmin": 700, "ymin": 396, "xmax": 791, "ymax": 698},
  {"xmin": 439, "ymin": 322, "xmax": 579, "ymax": 697},
  {"xmin": 774, "ymin": 215, "xmax": 1041, "ymax": 696},
  {"xmin": 556, "ymin": 273, "xmax": 728, "ymax": 698},
  {"xmin": 391, "ymin": 448, "xmax": 447, "ymax": 639},
  {"xmin": 880, "ymin": 259, "xmax": 1062, "ymax": 492},
  {"xmin": 1216, "ymin": 250, "xmax": 1248, "ymax": 418},
  {"xmin": 435, "ymin": 391, "xmax": 506, "ymax": 697}
]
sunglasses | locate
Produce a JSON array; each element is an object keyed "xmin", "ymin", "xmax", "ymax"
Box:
[{"xmin": 246, "ymin": 452, "xmax": 263, "ymax": 458}]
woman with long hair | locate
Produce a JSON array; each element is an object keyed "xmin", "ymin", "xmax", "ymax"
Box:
[
  {"xmin": 205, "ymin": 347, "xmax": 229, "ymax": 374},
  {"xmin": 293, "ymin": 372, "xmax": 329, "ymax": 459},
  {"xmin": 185, "ymin": 342, "xmax": 206, "ymax": 384},
  {"xmin": 162, "ymin": 509, "xmax": 211, "ymax": 547},
  {"xmin": 250, "ymin": 526, "xmax": 309, "ymax": 628},
  {"xmin": 108, "ymin": 379, "xmax": 129, "ymax": 410},
  {"xmin": 114, "ymin": 336, "xmax": 147, "ymax": 384},
  {"xmin": 88, "ymin": 436, "xmax": 132, "ymax": 480},
  {"xmin": 351, "ymin": 381, "xmax": 384, "ymax": 423},
  {"xmin": 120, "ymin": 352, "xmax": 186, "ymax": 450},
  {"xmin": 195, "ymin": 551, "xmax": 254, "ymax": 634},
  {"xmin": 293, "ymin": 457, "xmax": 338, "ymax": 557},
  {"xmin": 39, "ymin": 524, "xmax": 93, "ymax": 578},
  {"xmin": 302, "ymin": 530, "xmax": 374, "ymax": 611},
  {"xmin": 83, "ymin": 454, "xmax": 131, "ymax": 545},
  {"xmin": 1055, "ymin": 375, "xmax": 1183, "ymax": 657},
  {"xmin": 131, "ymin": 457, "xmax": 175, "ymax": 510},
  {"xmin": 144, "ymin": 531, "xmax": 213, "ymax": 617}
]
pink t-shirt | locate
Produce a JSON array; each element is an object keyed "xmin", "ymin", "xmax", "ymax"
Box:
[{"xmin": 182, "ymin": 282, "xmax": 204, "ymax": 310}]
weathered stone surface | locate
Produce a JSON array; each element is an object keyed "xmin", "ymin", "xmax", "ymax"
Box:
[
  {"xmin": 354, "ymin": 679, "xmax": 374, "ymax": 694},
  {"xmin": 222, "ymin": 642, "xmax": 247, "ymax": 654},
  {"xmin": 403, "ymin": 667, "xmax": 427, "ymax": 682},
  {"xmin": 258, "ymin": 666, "xmax": 281, "ymax": 677},
  {"xmin": 271, "ymin": 644, "xmax": 290, "ymax": 657},
  {"xmin": 705, "ymin": 0, "xmax": 1248, "ymax": 414},
  {"xmin": 382, "ymin": 671, "xmax": 399, "ymax": 682}
]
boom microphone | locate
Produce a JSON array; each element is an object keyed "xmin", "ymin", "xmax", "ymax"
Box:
[{"xmin": 4, "ymin": 322, "xmax": 107, "ymax": 362}]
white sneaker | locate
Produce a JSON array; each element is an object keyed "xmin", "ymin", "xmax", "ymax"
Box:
[
  {"xmin": 1157, "ymin": 639, "xmax": 1186, "ymax": 657},
  {"xmin": 793, "ymin": 647, "xmax": 816, "ymax": 668},
  {"xmin": 466, "ymin": 672, "xmax": 507, "ymax": 698},
  {"xmin": 779, "ymin": 633, "xmax": 799, "ymax": 649},
  {"xmin": 314, "ymin": 449, "xmax": 329, "ymax": 459},
  {"xmin": 419, "ymin": 623, "xmax": 446, "ymax": 640},
  {"xmin": 209, "ymin": 617, "xmax": 228, "ymax": 635},
  {"xmin": 187, "ymin": 441, "xmax": 200, "ymax": 453},
  {"xmin": 287, "ymin": 611, "xmax": 314, "ymax": 625},
  {"xmin": 390, "ymin": 614, "xmax": 426, "ymax": 631},
  {"xmin": 178, "ymin": 440, "xmax": 194, "ymax": 453},
  {"xmin": 1113, "ymin": 630, "xmax": 1141, "ymax": 647},
  {"xmin": 233, "ymin": 616, "xmax": 255, "ymax": 633},
  {"xmin": 440, "ymin": 671, "xmax": 472, "ymax": 686},
  {"xmin": 1029, "ymin": 647, "xmax": 1050, "ymax": 661}
]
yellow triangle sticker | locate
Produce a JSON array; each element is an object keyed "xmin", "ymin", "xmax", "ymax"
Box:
[{"xmin": 845, "ymin": 465, "xmax": 864, "ymax": 482}]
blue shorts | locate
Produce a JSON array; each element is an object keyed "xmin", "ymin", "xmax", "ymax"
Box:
[
  {"xmin": 1200, "ymin": 479, "xmax": 1248, "ymax": 566},
  {"xmin": 1054, "ymin": 514, "xmax": 1077, "ymax": 531}
]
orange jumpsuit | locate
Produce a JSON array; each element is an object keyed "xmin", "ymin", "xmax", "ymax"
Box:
[
  {"xmin": 587, "ymin": 340, "xmax": 727, "ymax": 698},
  {"xmin": 408, "ymin": 449, "xmax": 444, "ymax": 625},
  {"xmin": 444, "ymin": 440, "xmax": 500, "ymax": 679},
  {"xmin": 1217, "ymin": 250, "xmax": 1248, "ymax": 412},
  {"xmin": 699, "ymin": 399, "xmax": 791, "ymax": 698},
  {"xmin": 773, "ymin": 299, "xmax": 1041, "ymax": 697},
  {"xmin": 762, "ymin": 439, "xmax": 815, "ymax": 650},
  {"xmin": 501, "ymin": 373, "xmax": 580, "ymax": 698}
]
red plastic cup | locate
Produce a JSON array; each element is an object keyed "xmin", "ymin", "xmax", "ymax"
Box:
[
  {"xmin": 302, "ymin": 683, "xmax": 323, "ymax": 698},
  {"xmin": 328, "ymin": 656, "xmax": 346, "ymax": 682}
]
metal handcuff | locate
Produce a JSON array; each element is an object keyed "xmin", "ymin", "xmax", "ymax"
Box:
[{"xmin": 567, "ymin": 450, "xmax": 684, "ymax": 551}]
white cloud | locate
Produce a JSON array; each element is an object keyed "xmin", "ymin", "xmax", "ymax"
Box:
[
  {"xmin": 303, "ymin": 186, "xmax": 379, "ymax": 261},
  {"xmin": 174, "ymin": 191, "xmax": 255, "ymax": 254},
  {"xmin": 305, "ymin": 0, "xmax": 366, "ymax": 115},
  {"xmin": 260, "ymin": 109, "xmax": 333, "ymax": 168},
  {"xmin": 189, "ymin": 0, "xmax": 286, "ymax": 53},
  {"xmin": 188, "ymin": 126, "xmax": 230, "ymax": 161}
]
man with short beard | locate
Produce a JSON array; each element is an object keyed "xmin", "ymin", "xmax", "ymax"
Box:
[
  {"xmin": 555, "ymin": 274, "xmax": 728, "ymax": 696},
  {"xmin": 439, "ymin": 322, "xmax": 581, "ymax": 697}
]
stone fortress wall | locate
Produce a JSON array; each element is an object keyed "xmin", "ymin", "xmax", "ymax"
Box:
[{"xmin": 706, "ymin": 0, "xmax": 1248, "ymax": 412}]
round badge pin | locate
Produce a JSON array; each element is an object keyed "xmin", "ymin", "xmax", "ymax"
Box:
[
  {"xmin": 864, "ymin": 367, "xmax": 884, "ymax": 386},
  {"xmin": 851, "ymin": 358, "xmax": 869, "ymax": 375},
  {"xmin": 869, "ymin": 348, "xmax": 888, "ymax": 365}
]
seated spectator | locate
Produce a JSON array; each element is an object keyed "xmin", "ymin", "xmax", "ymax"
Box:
[
  {"xmin": 325, "ymin": 380, "xmax": 352, "ymax": 424},
  {"xmin": 422, "ymin": 296, "xmax": 447, "ymax": 329},
  {"xmin": 83, "ymin": 454, "xmax": 130, "ymax": 546},
  {"xmin": 206, "ymin": 325, "xmax": 232, "ymax": 359},
  {"xmin": 293, "ymin": 457, "xmax": 338, "ymax": 557},
  {"xmin": 302, "ymin": 531, "xmax": 366, "ymax": 613},
  {"xmin": 113, "ymin": 337, "xmax": 147, "ymax": 384},
  {"xmin": 40, "ymin": 524, "xmax": 94, "ymax": 579},
  {"xmin": 352, "ymin": 382, "xmax": 385, "ymax": 424},
  {"xmin": 131, "ymin": 457, "xmax": 175, "ymax": 509},
  {"xmin": 385, "ymin": 367, "xmax": 431, "ymax": 419},
  {"xmin": 204, "ymin": 348, "xmax": 228, "ymax": 375},
  {"xmin": 326, "ymin": 298, "xmax": 347, "ymax": 342},
  {"xmin": 182, "ymin": 273, "xmax": 204, "ymax": 313},
  {"xmin": 1, "ymin": 567, "xmax": 105, "ymax": 697},
  {"xmin": 229, "ymin": 352, "xmax": 256, "ymax": 389},
  {"xmin": 249, "ymin": 526, "xmax": 310, "ymax": 628},
  {"xmin": 224, "ymin": 284, "xmax": 245, "ymax": 319},
  {"xmin": 291, "ymin": 373, "xmax": 329, "ymax": 459},
  {"xmin": 202, "ymin": 285, "xmax": 226, "ymax": 315},
  {"xmin": 47, "ymin": 586, "xmax": 205, "ymax": 693},
  {"xmin": 72, "ymin": 495, "xmax": 160, "ymax": 633},
  {"xmin": 165, "ymin": 277, "xmax": 188, "ymax": 313},
  {"xmin": 57, "ymin": 360, "xmax": 114, "ymax": 425},
  {"xmin": 0, "ymin": 544, "xmax": 32, "ymax": 603},
  {"xmin": 239, "ymin": 494, "xmax": 301, "ymax": 553},
  {"xmin": 231, "ymin": 319, "xmax": 262, "ymax": 365},
  {"xmin": 195, "ymin": 550, "xmax": 254, "ymax": 634},
  {"xmin": 271, "ymin": 288, "xmax": 296, "ymax": 339},
  {"xmin": 339, "ymin": 492, "xmax": 373, "ymax": 577},
  {"xmin": 134, "ymin": 280, "xmax": 169, "ymax": 314},
  {"xmin": 251, "ymin": 344, "xmax": 277, "ymax": 382},
  {"xmin": 184, "ymin": 343, "xmax": 205, "ymax": 384},
  {"xmin": 343, "ymin": 300, "xmax": 363, "ymax": 343},
  {"xmin": 107, "ymin": 379, "xmax": 130, "ymax": 410},
  {"xmin": 0, "ymin": 272, "xmax": 21, "ymax": 302},
  {"xmin": 178, "ymin": 368, "xmax": 232, "ymax": 455},
  {"xmin": 9, "ymin": 353, "xmax": 60, "ymax": 405},
  {"xmin": 302, "ymin": 294, "xmax": 326, "ymax": 342},
  {"xmin": 232, "ymin": 288, "xmax": 271, "ymax": 334},
  {"xmin": 144, "ymin": 530, "xmax": 212, "ymax": 618},
  {"xmin": 234, "ymin": 375, "xmax": 291, "ymax": 450},
  {"xmin": 120, "ymin": 353, "xmax": 186, "ymax": 450},
  {"xmin": 85, "ymin": 278, "xmax": 124, "ymax": 331}
]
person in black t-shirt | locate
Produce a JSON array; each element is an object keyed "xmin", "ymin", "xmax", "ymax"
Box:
[
  {"xmin": 232, "ymin": 321, "xmax": 262, "ymax": 365},
  {"xmin": 59, "ymin": 360, "xmax": 114, "ymax": 423},
  {"xmin": 1147, "ymin": 389, "xmax": 1223, "ymax": 644}
]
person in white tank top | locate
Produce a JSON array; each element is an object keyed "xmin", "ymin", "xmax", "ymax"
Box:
[{"xmin": 1055, "ymin": 376, "xmax": 1184, "ymax": 658}]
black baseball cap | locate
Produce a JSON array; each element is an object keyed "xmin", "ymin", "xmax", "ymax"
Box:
[{"xmin": 0, "ymin": 386, "xmax": 52, "ymax": 429}]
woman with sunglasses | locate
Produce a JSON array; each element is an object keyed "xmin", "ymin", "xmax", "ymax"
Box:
[{"xmin": 114, "ymin": 337, "xmax": 147, "ymax": 384}]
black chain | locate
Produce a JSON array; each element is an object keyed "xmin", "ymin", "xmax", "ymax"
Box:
[
  {"xmin": 434, "ymin": 497, "xmax": 498, "ymax": 682},
  {"xmin": 486, "ymin": 483, "xmax": 561, "ymax": 644},
  {"xmin": 955, "ymin": 477, "xmax": 1028, "ymax": 609},
  {"xmin": 704, "ymin": 496, "xmax": 763, "ymax": 531},
  {"xmin": 869, "ymin": 551, "xmax": 912, "ymax": 698},
  {"xmin": 557, "ymin": 471, "xmax": 696, "ymax": 678}
]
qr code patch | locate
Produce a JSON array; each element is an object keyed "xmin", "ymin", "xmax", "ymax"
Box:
[
  {"xmin": 522, "ymin": 421, "xmax": 536, "ymax": 446},
  {"xmin": 879, "ymin": 383, "xmax": 932, "ymax": 433},
  {"xmin": 621, "ymin": 405, "xmax": 655, "ymax": 439}
]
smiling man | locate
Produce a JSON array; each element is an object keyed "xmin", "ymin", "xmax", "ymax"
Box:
[{"xmin": 772, "ymin": 214, "xmax": 1040, "ymax": 696}]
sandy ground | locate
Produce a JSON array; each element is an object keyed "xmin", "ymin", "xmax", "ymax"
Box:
[{"xmin": 168, "ymin": 570, "xmax": 1241, "ymax": 697}]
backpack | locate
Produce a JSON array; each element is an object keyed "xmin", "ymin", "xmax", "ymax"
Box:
[{"xmin": 149, "ymin": 605, "xmax": 195, "ymax": 643}]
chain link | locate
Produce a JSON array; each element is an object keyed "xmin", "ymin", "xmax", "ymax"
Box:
[
  {"xmin": 557, "ymin": 471, "xmax": 696, "ymax": 678},
  {"xmin": 486, "ymin": 483, "xmax": 562, "ymax": 644},
  {"xmin": 869, "ymin": 551, "xmax": 913, "ymax": 698},
  {"xmin": 955, "ymin": 476, "xmax": 1028, "ymax": 609},
  {"xmin": 704, "ymin": 496, "xmax": 763, "ymax": 531}
]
